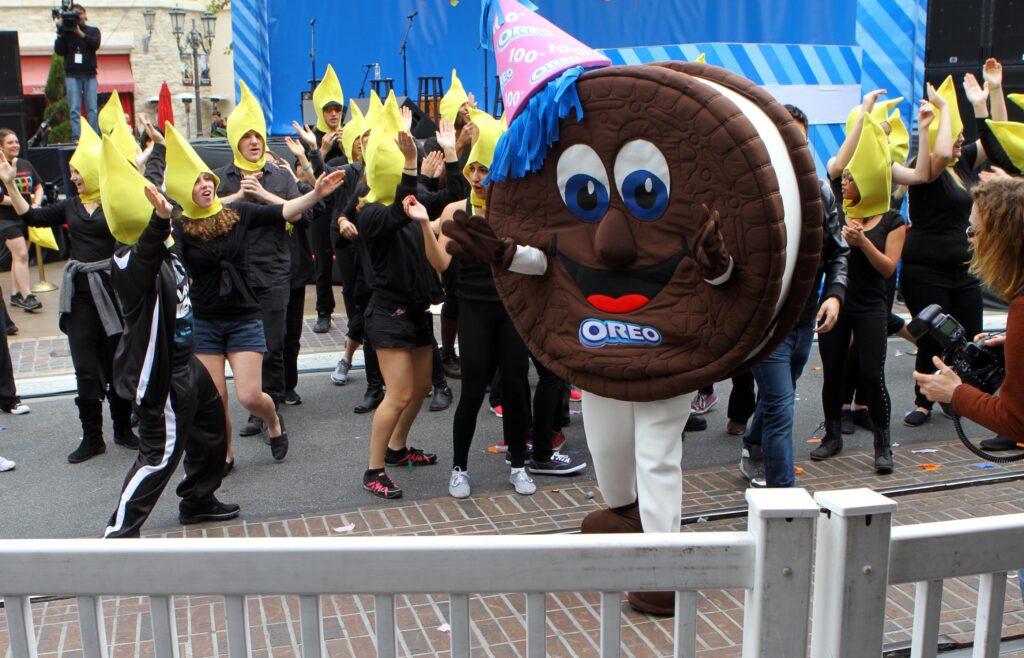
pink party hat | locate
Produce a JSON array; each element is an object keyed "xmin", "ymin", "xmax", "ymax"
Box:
[{"xmin": 485, "ymin": 0, "xmax": 610, "ymax": 124}]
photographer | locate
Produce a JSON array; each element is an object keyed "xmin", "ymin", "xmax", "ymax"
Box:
[
  {"xmin": 915, "ymin": 176, "xmax": 1024, "ymax": 439},
  {"xmin": 54, "ymin": 3, "xmax": 101, "ymax": 142}
]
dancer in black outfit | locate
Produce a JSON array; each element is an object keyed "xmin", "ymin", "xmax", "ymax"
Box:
[{"xmin": 2, "ymin": 121, "xmax": 154, "ymax": 461}]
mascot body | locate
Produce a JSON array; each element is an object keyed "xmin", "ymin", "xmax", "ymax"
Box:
[{"xmin": 446, "ymin": 0, "xmax": 823, "ymax": 614}]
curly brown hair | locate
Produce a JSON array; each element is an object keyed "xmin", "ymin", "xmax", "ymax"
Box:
[
  {"xmin": 178, "ymin": 206, "xmax": 240, "ymax": 241},
  {"xmin": 970, "ymin": 176, "xmax": 1024, "ymax": 301}
]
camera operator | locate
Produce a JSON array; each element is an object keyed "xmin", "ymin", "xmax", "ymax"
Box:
[
  {"xmin": 54, "ymin": 3, "xmax": 101, "ymax": 142},
  {"xmin": 915, "ymin": 176, "xmax": 1024, "ymax": 440}
]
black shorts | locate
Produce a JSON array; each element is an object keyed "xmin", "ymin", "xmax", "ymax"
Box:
[
  {"xmin": 0, "ymin": 224, "xmax": 25, "ymax": 241},
  {"xmin": 346, "ymin": 294, "xmax": 370, "ymax": 343},
  {"xmin": 365, "ymin": 301, "xmax": 435, "ymax": 350}
]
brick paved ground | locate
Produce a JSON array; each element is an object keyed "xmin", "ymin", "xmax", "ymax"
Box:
[{"xmin": 3, "ymin": 437, "xmax": 1024, "ymax": 657}]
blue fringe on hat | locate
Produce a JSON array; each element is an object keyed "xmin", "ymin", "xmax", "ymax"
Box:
[{"xmin": 488, "ymin": 66, "xmax": 585, "ymax": 182}]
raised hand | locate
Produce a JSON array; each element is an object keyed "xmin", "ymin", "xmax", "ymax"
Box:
[
  {"xmin": 313, "ymin": 169, "xmax": 346, "ymax": 198},
  {"xmin": 862, "ymin": 88, "xmax": 887, "ymax": 114},
  {"xmin": 983, "ymin": 58, "xmax": 1003, "ymax": 89},
  {"xmin": 421, "ymin": 150, "xmax": 444, "ymax": 178},
  {"xmin": 144, "ymin": 184, "xmax": 173, "ymax": 219},
  {"xmin": 926, "ymin": 82, "xmax": 946, "ymax": 109},
  {"xmin": 402, "ymin": 195, "xmax": 429, "ymax": 223},
  {"xmin": 239, "ymin": 174, "xmax": 266, "ymax": 202},
  {"xmin": 963, "ymin": 73, "xmax": 989, "ymax": 107},
  {"xmin": 395, "ymin": 131, "xmax": 418, "ymax": 162},
  {"xmin": 401, "ymin": 106, "xmax": 414, "ymax": 133},
  {"xmin": 467, "ymin": 92, "xmax": 477, "ymax": 109},
  {"xmin": 283, "ymin": 136, "xmax": 306, "ymax": 159},
  {"xmin": 320, "ymin": 130, "xmax": 339, "ymax": 155},
  {"xmin": 141, "ymin": 116, "xmax": 164, "ymax": 145},
  {"xmin": 918, "ymin": 100, "xmax": 935, "ymax": 130},
  {"xmin": 292, "ymin": 121, "xmax": 317, "ymax": 149},
  {"xmin": 435, "ymin": 118, "xmax": 457, "ymax": 154},
  {"xmin": 441, "ymin": 210, "xmax": 516, "ymax": 268},
  {"xmin": 0, "ymin": 151, "xmax": 15, "ymax": 184}
]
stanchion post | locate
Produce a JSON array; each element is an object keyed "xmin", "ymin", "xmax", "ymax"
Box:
[{"xmin": 31, "ymin": 243, "xmax": 57, "ymax": 293}]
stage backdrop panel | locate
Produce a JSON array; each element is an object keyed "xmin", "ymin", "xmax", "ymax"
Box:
[{"xmin": 256, "ymin": 0, "xmax": 858, "ymax": 136}]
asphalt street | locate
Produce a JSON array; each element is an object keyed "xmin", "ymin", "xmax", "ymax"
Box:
[{"xmin": 0, "ymin": 336, "xmax": 992, "ymax": 538}]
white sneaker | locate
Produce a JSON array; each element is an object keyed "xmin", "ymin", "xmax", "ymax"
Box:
[
  {"xmin": 4, "ymin": 402, "xmax": 29, "ymax": 415},
  {"xmin": 509, "ymin": 467, "xmax": 536, "ymax": 495},
  {"xmin": 448, "ymin": 467, "xmax": 471, "ymax": 498},
  {"xmin": 331, "ymin": 358, "xmax": 350, "ymax": 385},
  {"xmin": 0, "ymin": 456, "xmax": 15, "ymax": 471}
]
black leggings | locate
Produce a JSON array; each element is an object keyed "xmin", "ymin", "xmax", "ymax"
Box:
[
  {"xmin": 900, "ymin": 264, "xmax": 982, "ymax": 409},
  {"xmin": 844, "ymin": 277, "xmax": 904, "ymax": 407},
  {"xmin": 452, "ymin": 299, "xmax": 529, "ymax": 470},
  {"xmin": 819, "ymin": 312, "xmax": 890, "ymax": 431},
  {"xmin": 284, "ymin": 285, "xmax": 305, "ymax": 392}
]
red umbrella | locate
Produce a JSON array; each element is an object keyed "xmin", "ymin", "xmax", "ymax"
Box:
[{"xmin": 157, "ymin": 82, "xmax": 174, "ymax": 130}]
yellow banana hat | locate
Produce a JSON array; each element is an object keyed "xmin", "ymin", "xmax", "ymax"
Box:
[
  {"xmin": 887, "ymin": 108, "xmax": 910, "ymax": 164},
  {"xmin": 844, "ymin": 113, "xmax": 892, "ymax": 219},
  {"xmin": 313, "ymin": 64, "xmax": 345, "ymax": 134},
  {"xmin": 342, "ymin": 102, "xmax": 366, "ymax": 162},
  {"xmin": 985, "ymin": 119, "xmax": 1024, "ymax": 173},
  {"xmin": 99, "ymin": 135, "xmax": 153, "ymax": 244},
  {"xmin": 226, "ymin": 80, "xmax": 268, "ymax": 173},
  {"xmin": 439, "ymin": 69, "xmax": 469, "ymax": 124},
  {"xmin": 164, "ymin": 121, "xmax": 223, "ymax": 219},
  {"xmin": 383, "ymin": 89, "xmax": 403, "ymax": 130},
  {"xmin": 843, "ymin": 97, "xmax": 904, "ymax": 135},
  {"xmin": 364, "ymin": 90, "xmax": 384, "ymax": 131},
  {"xmin": 98, "ymin": 90, "xmax": 125, "ymax": 136},
  {"xmin": 928, "ymin": 76, "xmax": 964, "ymax": 155},
  {"xmin": 694, "ymin": 53, "xmax": 706, "ymax": 63},
  {"xmin": 462, "ymin": 108, "xmax": 505, "ymax": 209},
  {"xmin": 69, "ymin": 118, "xmax": 102, "ymax": 202},
  {"xmin": 364, "ymin": 102, "xmax": 403, "ymax": 205},
  {"xmin": 1008, "ymin": 93, "xmax": 1023, "ymax": 112}
]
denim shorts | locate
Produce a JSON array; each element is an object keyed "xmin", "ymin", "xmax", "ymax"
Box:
[{"xmin": 194, "ymin": 318, "xmax": 267, "ymax": 355}]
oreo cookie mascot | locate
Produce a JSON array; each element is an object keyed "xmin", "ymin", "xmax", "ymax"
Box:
[{"xmin": 443, "ymin": 0, "xmax": 823, "ymax": 614}]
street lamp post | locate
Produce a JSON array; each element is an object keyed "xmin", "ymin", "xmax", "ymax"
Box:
[{"xmin": 169, "ymin": 7, "xmax": 216, "ymax": 138}]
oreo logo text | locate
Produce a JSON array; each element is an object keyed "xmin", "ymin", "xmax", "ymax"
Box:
[{"xmin": 579, "ymin": 318, "xmax": 662, "ymax": 348}]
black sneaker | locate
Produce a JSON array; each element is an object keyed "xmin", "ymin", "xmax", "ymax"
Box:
[
  {"xmin": 685, "ymin": 414, "xmax": 707, "ymax": 432},
  {"xmin": 740, "ymin": 446, "xmax": 766, "ymax": 486},
  {"xmin": 429, "ymin": 385, "xmax": 453, "ymax": 412},
  {"xmin": 5, "ymin": 323, "xmax": 17, "ymax": 336},
  {"xmin": 239, "ymin": 414, "xmax": 263, "ymax": 437},
  {"xmin": 21, "ymin": 294, "xmax": 41, "ymax": 312},
  {"xmin": 841, "ymin": 408, "xmax": 855, "ymax": 435},
  {"xmin": 903, "ymin": 409, "xmax": 931, "ymax": 427},
  {"xmin": 384, "ymin": 446, "xmax": 437, "ymax": 466},
  {"xmin": 980, "ymin": 435, "xmax": 1023, "ymax": 451},
  {"xmin": 363, "ymin": 470, "xmax": 402, "ymax": 499},
  {"xmin": 527, "ymin": 452, "xmax": 587, "ymax": 476},
  {"xmin": 313, "ymin": 314, "xmax": 331, "ymax": 334},
  {"xmin": 442, "ymin": 356, "xmax": 462, "ymax": 379},
  {"xmin": 9, "ymin": 292, "xmax": 24, "ymax": 309},
  {"xmin": 179, "ymin": 496, "xmax": 240, "ymax": 525},
  {"xmin": 113, "ymin": 427, "xmax": 140, "ymax": 449},
  {"xmin": 284, "ymin": 389, "xmax": 302, "ymax": 405},
  {"xmin": 354, "ymin": 388, "xmax": 384, "ymax": 414}
]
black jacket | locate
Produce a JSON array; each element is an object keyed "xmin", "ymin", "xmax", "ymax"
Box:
[
  {"xmin": 800, "ymin": 180, "xmax": 849, "ymax": 325},
  {"xmin": 215, "ymin": 161, "xmax": 300, "ymax": 291},
  {"xmin": 54, "ymin": 25, "xmax": 101, "ymax": 78},
  {"xmin": 289, "ymin": 182, "xmax": 316, "ymax": 287}
]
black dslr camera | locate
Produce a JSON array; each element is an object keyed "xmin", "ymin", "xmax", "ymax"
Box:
[
  {"xmin": 52, "ymin": 0, "xmax": 80, "ymax": 33},
  {"xmin": 908, "ymin": 304, "xmax": 1005, "ymax": 394}
]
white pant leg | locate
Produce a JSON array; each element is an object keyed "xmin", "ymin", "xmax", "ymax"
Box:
[
  {"xmin": 581, "ymin": 391, "xmax": 637, "ymax": 509},
  {"xmin": 633, "ymin": 392, "xmax": 695, "ymax": 534}
]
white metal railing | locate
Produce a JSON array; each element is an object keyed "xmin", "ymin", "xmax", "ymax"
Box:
[
  {"xmin": 810, "ymin": 488, "xmax": 1024, "ymax": 658},
  {"xmin": 0, "ymin": 488, "xmax": 819, "ymax": 658},
  {"xmin": 4, "ymin": 488, "xmax": 1024, "ymax": 657}
]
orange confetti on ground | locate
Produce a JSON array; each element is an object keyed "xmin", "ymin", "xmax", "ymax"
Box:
[
  {"xmin": 811, "ymin": 366, "xmax": 822, "ymax": 371},
  {"xmin": 806, "ymin": 438, "xmax": 821, "ymax": 444},
  {"xmin": 794, "ymin": 467, "xmax": 804, "ymax": 475},
  {"xmin": 919, "ymin": 463, "xmax": 940, "ymax": 471},
  {"xmin": 1017, "ymin": 442, "xmax": 1024, "ymax": 448},
  {"xmin": 487, "ymin": 446, "xmax": 502, "ymax": 454}
]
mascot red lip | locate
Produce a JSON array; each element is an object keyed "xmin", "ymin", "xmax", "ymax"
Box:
[{"xmin": 443, "ymin": 0, "xmax": 822, "ymax": 617}]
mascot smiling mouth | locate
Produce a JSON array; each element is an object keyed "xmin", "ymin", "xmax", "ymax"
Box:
[{"xmin": 554, "ymin": 237, "xmax": 691, "ymax": 314}]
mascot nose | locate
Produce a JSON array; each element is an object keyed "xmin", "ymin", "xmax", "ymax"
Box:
[{"xmin": 594, "ymin": 208, "xmax": 637, "ymax": 268}]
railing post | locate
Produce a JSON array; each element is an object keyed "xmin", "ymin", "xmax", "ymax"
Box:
[
  {"xmin": 810, "ymin": 489, "xmax": 898, "ymax": 658},
  {"xmin": 741, "ymin": 488, "xmax": 819, "ymax": 658}
]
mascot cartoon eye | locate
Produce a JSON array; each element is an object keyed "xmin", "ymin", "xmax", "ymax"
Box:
[
  {"xmin": 557, "ymin": 144, "xmax": 610, "ymax": 222},
  {"xmin": 613, "ymin": 140, "xmax": 671, "ymax": 221}
]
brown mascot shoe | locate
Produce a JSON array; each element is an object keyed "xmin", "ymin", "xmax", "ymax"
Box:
[{"xmin": 580, "ymin": 502, "xmax": 675, "ymax": 616}]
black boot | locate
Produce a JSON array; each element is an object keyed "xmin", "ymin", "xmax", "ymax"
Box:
[
  {"xmin": 809, "ymin": 420, "xmax": 843, "ymax": 461},
  {"xmin": 873, "ymin": 427, "xmax": 894, "ymax": 474},
  {"xmin": 109, "ymin": 395, "xmax": 139, "ymax": 449},
  {"xmin": 68, "ymin": 398, "xmax": 105, "ymax": 463},
  {"xmin": 354, "ymin": 387, "xmax": 384, "ymax": 414},
  {"xmin": 429, "ymin": 384, "xmax": 453, "ymax": 412}
]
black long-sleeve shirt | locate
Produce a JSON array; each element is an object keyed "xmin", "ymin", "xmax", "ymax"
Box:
[
  {"xmin": 215, "ymin": 161, "xmax": 299, "ymax": 291},
  {"xmin": 799, "ymin": 180, "xmax": 849, "ymax": 326},
  {"xmin": 357, "ymin": 173, "xmax": 442, "ymax": 308},
  {"xmin": 54, "ymin": 24, "xmax": 101, "ymax": 78}
]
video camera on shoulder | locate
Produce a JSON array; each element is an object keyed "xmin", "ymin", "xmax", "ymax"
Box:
[
  {"xmin": 52, "ymin": 0, "xmax": 80, "ymax": 33},
  {"xmin": 907, "ymin": 304, "xmax": 1005, "ymax": 394}
]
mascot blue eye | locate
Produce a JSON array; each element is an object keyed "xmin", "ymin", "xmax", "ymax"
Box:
[
  {"xmin": 557, "ymin": 143, "xmax": 611, "ymax": 223},
  {"xmin": 614, "ymin": 140, "xmax": 671, "ymax": 221},
  {"xmin": 564, "ymin": 174, "xmax": 609, "ymax": 222}
]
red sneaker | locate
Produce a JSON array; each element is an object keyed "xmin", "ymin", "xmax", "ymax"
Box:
[
  {"xmin": 384, "ymin": 446, "xmax": 438, "ymax": 466},
  {"xmin": 490, "ymin": 404, "xmax": 504, "ymax": 418},
  {"xmin": 363, "ymin": 471, "xmax": 402, "ymax": 499},
  {"xmin": 569, "ymin": 388, "xmax": 582, "ymax": 402}
]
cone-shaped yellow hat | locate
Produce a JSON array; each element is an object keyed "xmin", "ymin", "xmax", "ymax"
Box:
[
  {"xmin": 887, "ymin": 108, "xmax": 910, "ymax": 164},
  {"xmin": 313, "ymin": 64, "xmax": 345, "ymax": 134},
  {"xmin": 844, "ymin": 97, "xmax": 904, "ymax": 135},
  {"xmin": 226, "ymin": 80, "xmax": 268, "ymax": 173},
  {"xmin": 463, "ymin": 108, "xmax": 504, "ymax": 209},
  {"xmin": 108, "ymin": 115, "xmax": 139, "ymax": 164},
  {"xmin": 342, "ymin": 102, "xmax": 366, "ymax": 162},
  {"xmin": 165, "ymin": 121, "xmax": 223, "ymax": 219},
  {"xmin": 98, "ymin": 90, "xmax": 125, "ymax": 136},
  {"xmin": 383, "ymin": 90, "xmax": 403, "ymax": 129},
  {"xmin": 694, "ymin": 53, "xmax": 706, "ymax": 63},
  {"xmin": 364, "ymin": 90, "xmax": 384, "ymax": 131},
  {"xmin": 1009, "ymin": 94, "xmax": 1024, "ymax": 112},
  {"xmin": 439, "ymin": 69, "xmax": 469, "ymax": 124},
  {"xmin": 928, "ymin": 76, "xmax": 964, "ymax": 154},
  {"xmin": 99, "ymin": 135, "xmax": 153, "ymax": 244},
  {"xmin": 69, "ymin": 118, "xmax": 102, "ymax": 202},
  {"xmin": 844, "ymin": 113, "xmax": 893, "ymax": 219},
  {"xmin": 985, "ymin": 119, "xmax": 1024, "ymax": 173},
  {"xmin": 364, "ymin": 103, "xmax": 403, "ymax": 205}
]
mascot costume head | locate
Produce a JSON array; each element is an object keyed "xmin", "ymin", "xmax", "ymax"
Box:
[{"xmin": 447, "ymin": 0, "xmax": 823, "ymax": 616}]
